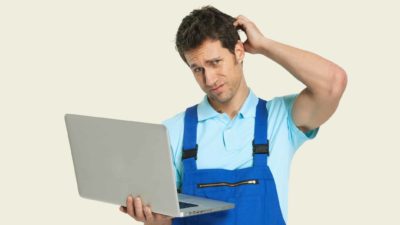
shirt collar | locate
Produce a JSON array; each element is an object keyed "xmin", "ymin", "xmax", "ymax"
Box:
[
  {"xmin": 197, "ymin": 89, "xmax": 259, "ymax": 121},
  {"xmin": 238, "ymin": 89, "xmax": 258, "ymax": 119}
]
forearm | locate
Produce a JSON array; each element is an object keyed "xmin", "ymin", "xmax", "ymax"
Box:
[{"xmin": 259, "ymin": 37, "xmax": 346, "ymax": 96}]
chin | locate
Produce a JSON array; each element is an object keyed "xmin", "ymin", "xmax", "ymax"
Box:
[{"xmin": 209, "ymin": 93, "xmax": 233, "ymax": 104}]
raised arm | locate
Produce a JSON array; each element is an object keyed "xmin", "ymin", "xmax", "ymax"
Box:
[{"xmin": 234, "ymin": 15, "xmax": 347, "ymax": 132}]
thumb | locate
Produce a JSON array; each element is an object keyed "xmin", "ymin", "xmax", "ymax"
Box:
[{"xmin": 243, "ymin": 41, "xmax": 255, "ymax": 53}]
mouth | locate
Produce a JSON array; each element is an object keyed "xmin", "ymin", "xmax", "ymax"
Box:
[{"xmin": 210, "ymin": 83, "xmax": 224, "ymax": 94}]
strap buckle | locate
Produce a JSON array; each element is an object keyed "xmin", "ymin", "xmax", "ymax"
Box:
[
  {"xmin": 252, "ymin": 141, "xmax": 269, "ymax": 156},
  {"xmin": 182, "ymin": 144, "xmax": 198, "ymax": 160}
]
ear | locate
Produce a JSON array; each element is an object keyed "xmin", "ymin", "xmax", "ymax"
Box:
[{"xmin": 234, "ymin": 40, "xmax": 245, "ymax": 63}]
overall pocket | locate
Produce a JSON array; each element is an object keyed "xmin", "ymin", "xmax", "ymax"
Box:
[
  {"xmin": 195, "ymin": 179, "xmax": 259, "ymax": 200},
  {"xmin": 197, "ymin": 179, "xmax": 259, "ymax": 188}
]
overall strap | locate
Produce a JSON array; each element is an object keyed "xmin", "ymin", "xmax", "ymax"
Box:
[
  {"xmin": 253, "ymin": 98, "xmax": 269, "ymax": 168},
  {"xmin": 182, "ymin": 105, "xmax": 198, "ymax": 172}
]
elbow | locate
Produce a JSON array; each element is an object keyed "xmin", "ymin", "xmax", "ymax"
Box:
[{"xmin": 329, "ymin": 67, "xmax": 348, "ymax": 98}]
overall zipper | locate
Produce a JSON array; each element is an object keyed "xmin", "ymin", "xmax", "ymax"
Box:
[{"xmin": 197, "ymin": 179, "xmax": 259, "ymax": 188}]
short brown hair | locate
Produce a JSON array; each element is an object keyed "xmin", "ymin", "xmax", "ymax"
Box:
[{"xmin": 175, "ymin": 6, "xmax": 240, "ymax": 64}]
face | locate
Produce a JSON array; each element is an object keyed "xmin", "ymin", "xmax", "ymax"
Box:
[{"xmin": 184, "ymin": 39, "xmax": 246, "ymax": 106}]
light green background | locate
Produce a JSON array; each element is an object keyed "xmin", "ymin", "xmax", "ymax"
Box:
[{"xmin": 1, "ymin": 0, "xmax": 399, "ymax": 224}]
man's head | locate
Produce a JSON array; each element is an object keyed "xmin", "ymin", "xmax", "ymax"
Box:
[
  {"xmin": 175, "ymin": 6, "xmax": 248, "ymax": 107},
  {"xmin": 175, "ymin": 6, "xmax": 241, "ymax": 64}
]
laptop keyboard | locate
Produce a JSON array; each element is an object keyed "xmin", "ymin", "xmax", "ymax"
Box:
[{"xmin": 179, "ymin": 201, "xmax": 198, "ymax": 209}]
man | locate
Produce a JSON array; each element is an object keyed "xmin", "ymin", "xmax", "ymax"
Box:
[{"xmin": 120, "ymin": 6, "xmax": 347, "ymax": 225}]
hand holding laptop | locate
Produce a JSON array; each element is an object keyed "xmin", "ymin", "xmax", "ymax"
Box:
[{"xmin": 120, "ymin": 195, "xmax": 172, "ymax": 225}]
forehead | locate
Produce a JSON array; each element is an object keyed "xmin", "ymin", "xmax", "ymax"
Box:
[{"xmin": 184, "ymin": 39, "xmax": 232, "ymax": 65}]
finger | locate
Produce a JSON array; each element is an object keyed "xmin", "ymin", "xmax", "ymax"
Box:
[
  {"xmin": 143, "ymin": 206, "xmax": 154, "ymax": 222},
  {"xmin": 133, "ymin": 197, "xmax": 145, "ymax": 221},
  {"xmin": 119, "ymin": 206, "xmax": 127, "ymax": 213},
  {"xmin": 233, "ymin": 18, "xmax": 248, "ymax": 31},
  {"xmin": 236, "ymin": 15, "xmax": 250, "ymax": 22},
  {"xmin": 233, "ymin": 18, "xmax": 242, "ymax": 26},
  {"xmin": 126, "ymin": 196, "xmax": 135, "ymax": 217},
  {"xmin": 234, "ymin": 15, "xmax": 250, "ymax": 24},
  {"xmin": 234, "ymin": 15, "xmax": 254, "ymax": 28}
]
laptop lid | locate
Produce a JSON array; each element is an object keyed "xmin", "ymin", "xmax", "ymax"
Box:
[{"xmin": 65, "ymin": 114, "xmax": 181, "ymax": 216}]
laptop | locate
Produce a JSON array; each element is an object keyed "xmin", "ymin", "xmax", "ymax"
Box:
[{"xmin": 64, "ymin": 114, "xmax": 234, "ymax": 217}]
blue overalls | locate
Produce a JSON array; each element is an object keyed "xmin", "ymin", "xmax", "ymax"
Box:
[{"xmin": 172, "ymin": 99, "xmax": 286, "ymax": 225}]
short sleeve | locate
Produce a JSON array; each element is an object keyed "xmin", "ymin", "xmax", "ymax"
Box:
[
  {"xmin": 162, "ymin": 112, "xmax": 185, "ymax": 189},
  {"xmin": 283, "ymin": 94, "xmax": 319, "ymax": 150}
]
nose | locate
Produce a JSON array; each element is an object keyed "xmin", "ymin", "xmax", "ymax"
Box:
[{"xmin": 204, "ymin": 68, "xmax": 217, "ymax": 87}]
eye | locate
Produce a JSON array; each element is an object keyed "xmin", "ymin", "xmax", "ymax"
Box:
[
  {"xmin": 193, "ymin": 67, "xmax": 204, "ymax": 74},
  {"xmin": 211, "ymin": 59, "xmax": 221, "ymax": 65}
]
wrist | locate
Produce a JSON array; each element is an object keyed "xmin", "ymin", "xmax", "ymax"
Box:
[{"xmin": 259, "ymin": 37, "xmax": 275, "ymax": 56}]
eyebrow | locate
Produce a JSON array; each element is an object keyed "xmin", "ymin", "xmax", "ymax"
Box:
[{"xmin": 189, "ymin": 57, "xmax": 222, "ymax": 69}]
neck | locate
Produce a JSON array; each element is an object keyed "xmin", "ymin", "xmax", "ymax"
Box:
[{"xmin": 208, "ymin": 82, "xmax": 250, "ymax": 119}]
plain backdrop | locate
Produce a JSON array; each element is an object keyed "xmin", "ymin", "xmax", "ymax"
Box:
[{"xmin": 1, "ymin": 0, "xmax": 399, "ymax": 224}]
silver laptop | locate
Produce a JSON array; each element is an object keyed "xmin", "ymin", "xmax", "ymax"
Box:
[{"xmin": 64, "ymin": 114, "xmax": 234, "ymax": 217}]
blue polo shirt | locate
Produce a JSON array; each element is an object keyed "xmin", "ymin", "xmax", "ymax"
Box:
[{"xmin": 162, "ymin": 89, "xmax": 318, "ymax": 222}]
